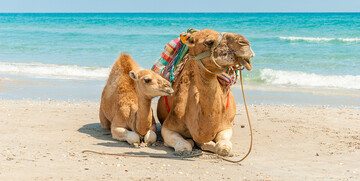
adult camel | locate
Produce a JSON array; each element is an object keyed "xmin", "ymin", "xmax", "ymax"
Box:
[{"xmin": 157, "ymin": 29, "xmax": 255, "ymax": 156}]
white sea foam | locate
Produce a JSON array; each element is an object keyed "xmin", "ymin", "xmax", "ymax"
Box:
[
  {"xmin": 260, "ymin": 69, "xmax": 360, "ymax": 89},
  {"xmin": 0, "ymin": 62, "xmax": 110, "ymax": 80},
  {"xmin": 279, "ymin": 36, "xmax": 360, "ymax": 43}
]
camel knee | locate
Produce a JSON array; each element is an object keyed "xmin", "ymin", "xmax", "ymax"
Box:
[
  {"xmin": 196, "ymin": 141, "xmax": 216, "ymax": 153},
  {"xmin": 126, "ymin": 131, "xmax": 141, "ymax": 145},
  {"xmin": 111, "ymin": 126, "xmax": 140, "ymax": 145},
  {"xmin": 111, "ymin": 127, "xmax": 127, "ymax": 141},
  {"xmin": 144, "ymin": 130, "xmax": 157, "ymax": 145},
  {"xmin": 214, "ymin": 129, "xmax": 233, "ymax": 156},
  {"xmin": 161, "ymin": 127, "xmax": 173, "ymax": 146},
  {"xmin": 162, "ymin": 127, "xmax": 193, "ymax": 152},
  {"xmin": 215, "ymin": 129, "xmax": 233, "ymax": 143},
  {"xmin": 174, "ymin": 140, "xmax": 192, "ymax": 152},
  {"xmin": 215, "ymin": 140, "xmax": 232, "ymax": 156}
]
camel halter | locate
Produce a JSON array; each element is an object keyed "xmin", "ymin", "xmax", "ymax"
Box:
[{"xmin": 188, "ymin": 32, "xmax": 225, "ymax": 74}]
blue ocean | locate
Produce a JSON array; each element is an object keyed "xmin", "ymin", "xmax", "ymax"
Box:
[{"xmin": 0, "ymin": 13, "xmax": 359, "ymax": 105}]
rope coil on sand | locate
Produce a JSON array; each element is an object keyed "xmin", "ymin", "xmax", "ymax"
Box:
[
  {"xmin": 81, "ymin": 150, "xmax": 203, "ymax": 159},
  {"xmin": 82, "ymin": 68, "xmax": 253, "ymax": 163}
]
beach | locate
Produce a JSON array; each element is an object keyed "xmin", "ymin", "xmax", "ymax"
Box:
[
  {"xmin": 1, "ymin": 13, "xmax": 360, "ymax": 180},
  {"xmin": 0, "ymin": 100, "xmax": 359, "ymax": 180}
]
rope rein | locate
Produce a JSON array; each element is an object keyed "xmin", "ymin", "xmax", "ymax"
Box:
[
  {"xmin": 188, "ymin": 32, "xmax": 226, "ymax": 75},
  {"xmin": 81, "ymin": 150, "xmax": 203, "ymax": 158},
  {"xmin": 209, "ymin": 69, "xmax": 253, "ymax": 163},
  {"xmin": 81, "ymin": 68, "xmax": 253, "ymax": 163}
]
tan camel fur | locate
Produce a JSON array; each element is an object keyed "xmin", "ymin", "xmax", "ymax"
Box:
[
  {"xmin": 100, "ymin": 54, "xmax": 174, "ymax": 146},
  {"xmin": 157, "ymin": 29, "xmax": 255, "ymax": 155}
]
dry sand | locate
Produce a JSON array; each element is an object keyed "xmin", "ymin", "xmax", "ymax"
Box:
[{"xmin": 0, "ymin": 100, "xmax": 359, "ymax": 180}]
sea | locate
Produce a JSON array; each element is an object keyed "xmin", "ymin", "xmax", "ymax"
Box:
[{"xmin": 0, "ymin": 13, "xmax": 359, "ymax": 106}]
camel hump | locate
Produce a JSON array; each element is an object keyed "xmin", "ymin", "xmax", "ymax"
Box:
[{"xmin": 114, "ymin": 53, "xmax": 140, "ymax": 75}]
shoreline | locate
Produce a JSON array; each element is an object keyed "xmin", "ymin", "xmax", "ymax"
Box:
[
  {"xmin": 0, "ymin": 100, "xmax": 359, "ymax": 180},
  {"xmin": 1, "ymin": 75, "xmax": 359, "ymax": 108}
]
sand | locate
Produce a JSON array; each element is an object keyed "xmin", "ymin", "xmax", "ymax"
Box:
[{"xmin": 0, "ymin": 100, "xmax": 359, "ymax": 180}]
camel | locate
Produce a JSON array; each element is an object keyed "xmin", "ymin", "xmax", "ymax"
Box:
[
  {"xmin": 100, "ymin": 54, "xmax": 174, "ymax": 146},
  {"xmin": 157, "ymin": 29, "xmax": 255, "ymax": 156}
]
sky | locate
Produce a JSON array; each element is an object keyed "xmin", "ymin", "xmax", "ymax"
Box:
[{"xmin": 0, "ymin": 0, "xmax": 359, "ymax": 13}]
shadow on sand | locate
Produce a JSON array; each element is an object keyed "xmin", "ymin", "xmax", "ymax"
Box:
[{"xmin": 77, "ymin": 122, "xmax": 199, "ymax": 161}]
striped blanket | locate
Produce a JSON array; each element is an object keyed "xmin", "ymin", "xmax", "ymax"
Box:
[
  {"xmin": 152, "ymin": 37, "xmax": 186, "ymax": 82},
  {"xmin": 151, "ymin": 28, "xmax": 238, "ymax": 87}
]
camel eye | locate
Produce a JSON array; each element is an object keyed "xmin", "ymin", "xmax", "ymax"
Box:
[
  {"xmin": 144, "ymin": 79, "xmax": 151, "ymax": 83},
  {"xmin": 238, "ymin": 40, "xmax": 248, "ymax": 45},
  {"xmin": 205, "ymin": 40, "xmax": 214, "ymax": 47}
]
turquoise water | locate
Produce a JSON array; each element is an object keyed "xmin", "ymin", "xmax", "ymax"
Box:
[{"xmin": 0, "ymin": 13, "xmax": 359, "ymax": 103}]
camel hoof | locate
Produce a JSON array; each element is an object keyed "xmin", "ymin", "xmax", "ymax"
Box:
[
  {"xmin": 174, "ymin": 140, "xmax": 192, "ymax": 153},
  {"xmin": 126, "ymin": 131, "xmax": 140, "ymax": 145},
  {"xmin": 144, "ymin": 130, "xmax": 157, "ymax": 145},
  {"xmin": 215, "ymin": 141, "xmax": 232, "ymax": 156}
]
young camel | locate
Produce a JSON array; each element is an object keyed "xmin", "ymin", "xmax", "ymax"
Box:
[{"xmin": 100, "ymin": 54, "xmax": 174, "ymax": 146}]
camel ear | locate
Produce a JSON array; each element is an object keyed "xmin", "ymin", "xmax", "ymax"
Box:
[{"xmin": 129, "ymin": 70, "xmax": 138, "ymax": 80}]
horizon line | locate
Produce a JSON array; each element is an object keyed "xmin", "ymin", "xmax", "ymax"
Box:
[{"xmin": 0, "ymin": 11, "xmax": 359, "ymax": 14}]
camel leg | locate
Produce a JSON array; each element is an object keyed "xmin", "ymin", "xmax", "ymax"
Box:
[
  {"xmin": 143, "ymin": 123, "xmax": 157, "ymax": 145},
  {"xmin": 186, "ymin": 139, "xmax": 195, "ymax": 148},
  {"xmin": 196, "ymin": 141, "xmax": 216, "ymax": 153},
  {"xmin": 161, "ymin": 127, "xmax": 193, "ymax": 153},
  {"xmin": 99, "ymin": 108, "xmax": 110, "ymax": 129},
  {"xmin": 111, "ymin": 125, "xmax": 140, "ymax": 146},
  {"xmin": 214, "ymin": 128, "xmax": 233, "ymax": 156}
]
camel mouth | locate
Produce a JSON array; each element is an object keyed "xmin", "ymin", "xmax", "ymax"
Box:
[
  {"xmin": 162, "ymin": 89, "xmax": 174, "ymax": 96},
  {"xmin": 237, "ymin": 57, "xmax": 252, "ymax": 71}
]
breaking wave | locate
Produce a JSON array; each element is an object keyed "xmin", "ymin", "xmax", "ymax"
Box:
[
  {"xmin": 0, "ymin": 62, "xmax": 110, "ymax": 80},
  {"xmin": 2, "ymin": 62, "xmax": 359, "ymax": 90},
  {"xmin": 279, "ymin": 36, "xmax": 360, "ymax": 43},
  {"xmin": 259, "ymin": 69, "xmax": 360, "ymax": 89}
]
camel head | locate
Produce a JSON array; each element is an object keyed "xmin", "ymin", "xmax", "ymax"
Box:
[
  {"xmin": 184, "ymin": 29, "xmax": 255, "ymax": 71},
  {"xmin": 129, "ymin": 70, "xmax": 174, "ymax": 98}
]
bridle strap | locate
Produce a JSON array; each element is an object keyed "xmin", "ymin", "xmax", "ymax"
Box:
[
  {"xmin": 210, "ymin": 32, "xmax": 225, "ymax": 69},
  {"xmin": 194, "ymin": 52, "xmax": 216, "ymax": 74},
  {"xmin": 188, "ymin": 32, "xmax": 226, "ymax": 74}
]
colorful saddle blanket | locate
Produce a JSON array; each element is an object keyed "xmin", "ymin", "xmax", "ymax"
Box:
[{"xmin": 151, "ymin": 28, "xmax": 238, "ymax": 87}]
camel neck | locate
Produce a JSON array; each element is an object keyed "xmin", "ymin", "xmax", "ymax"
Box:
[
  {"xmin": 134, "ymin": 90, "xmax": 153, "ymax": 136},
  {"xmin": 192, "ymin": 59, "xmax": 218, "ymax": 89},
  {"xmin": 191, "ymin": 59, "xmax": 229, "ymax": 111}
]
